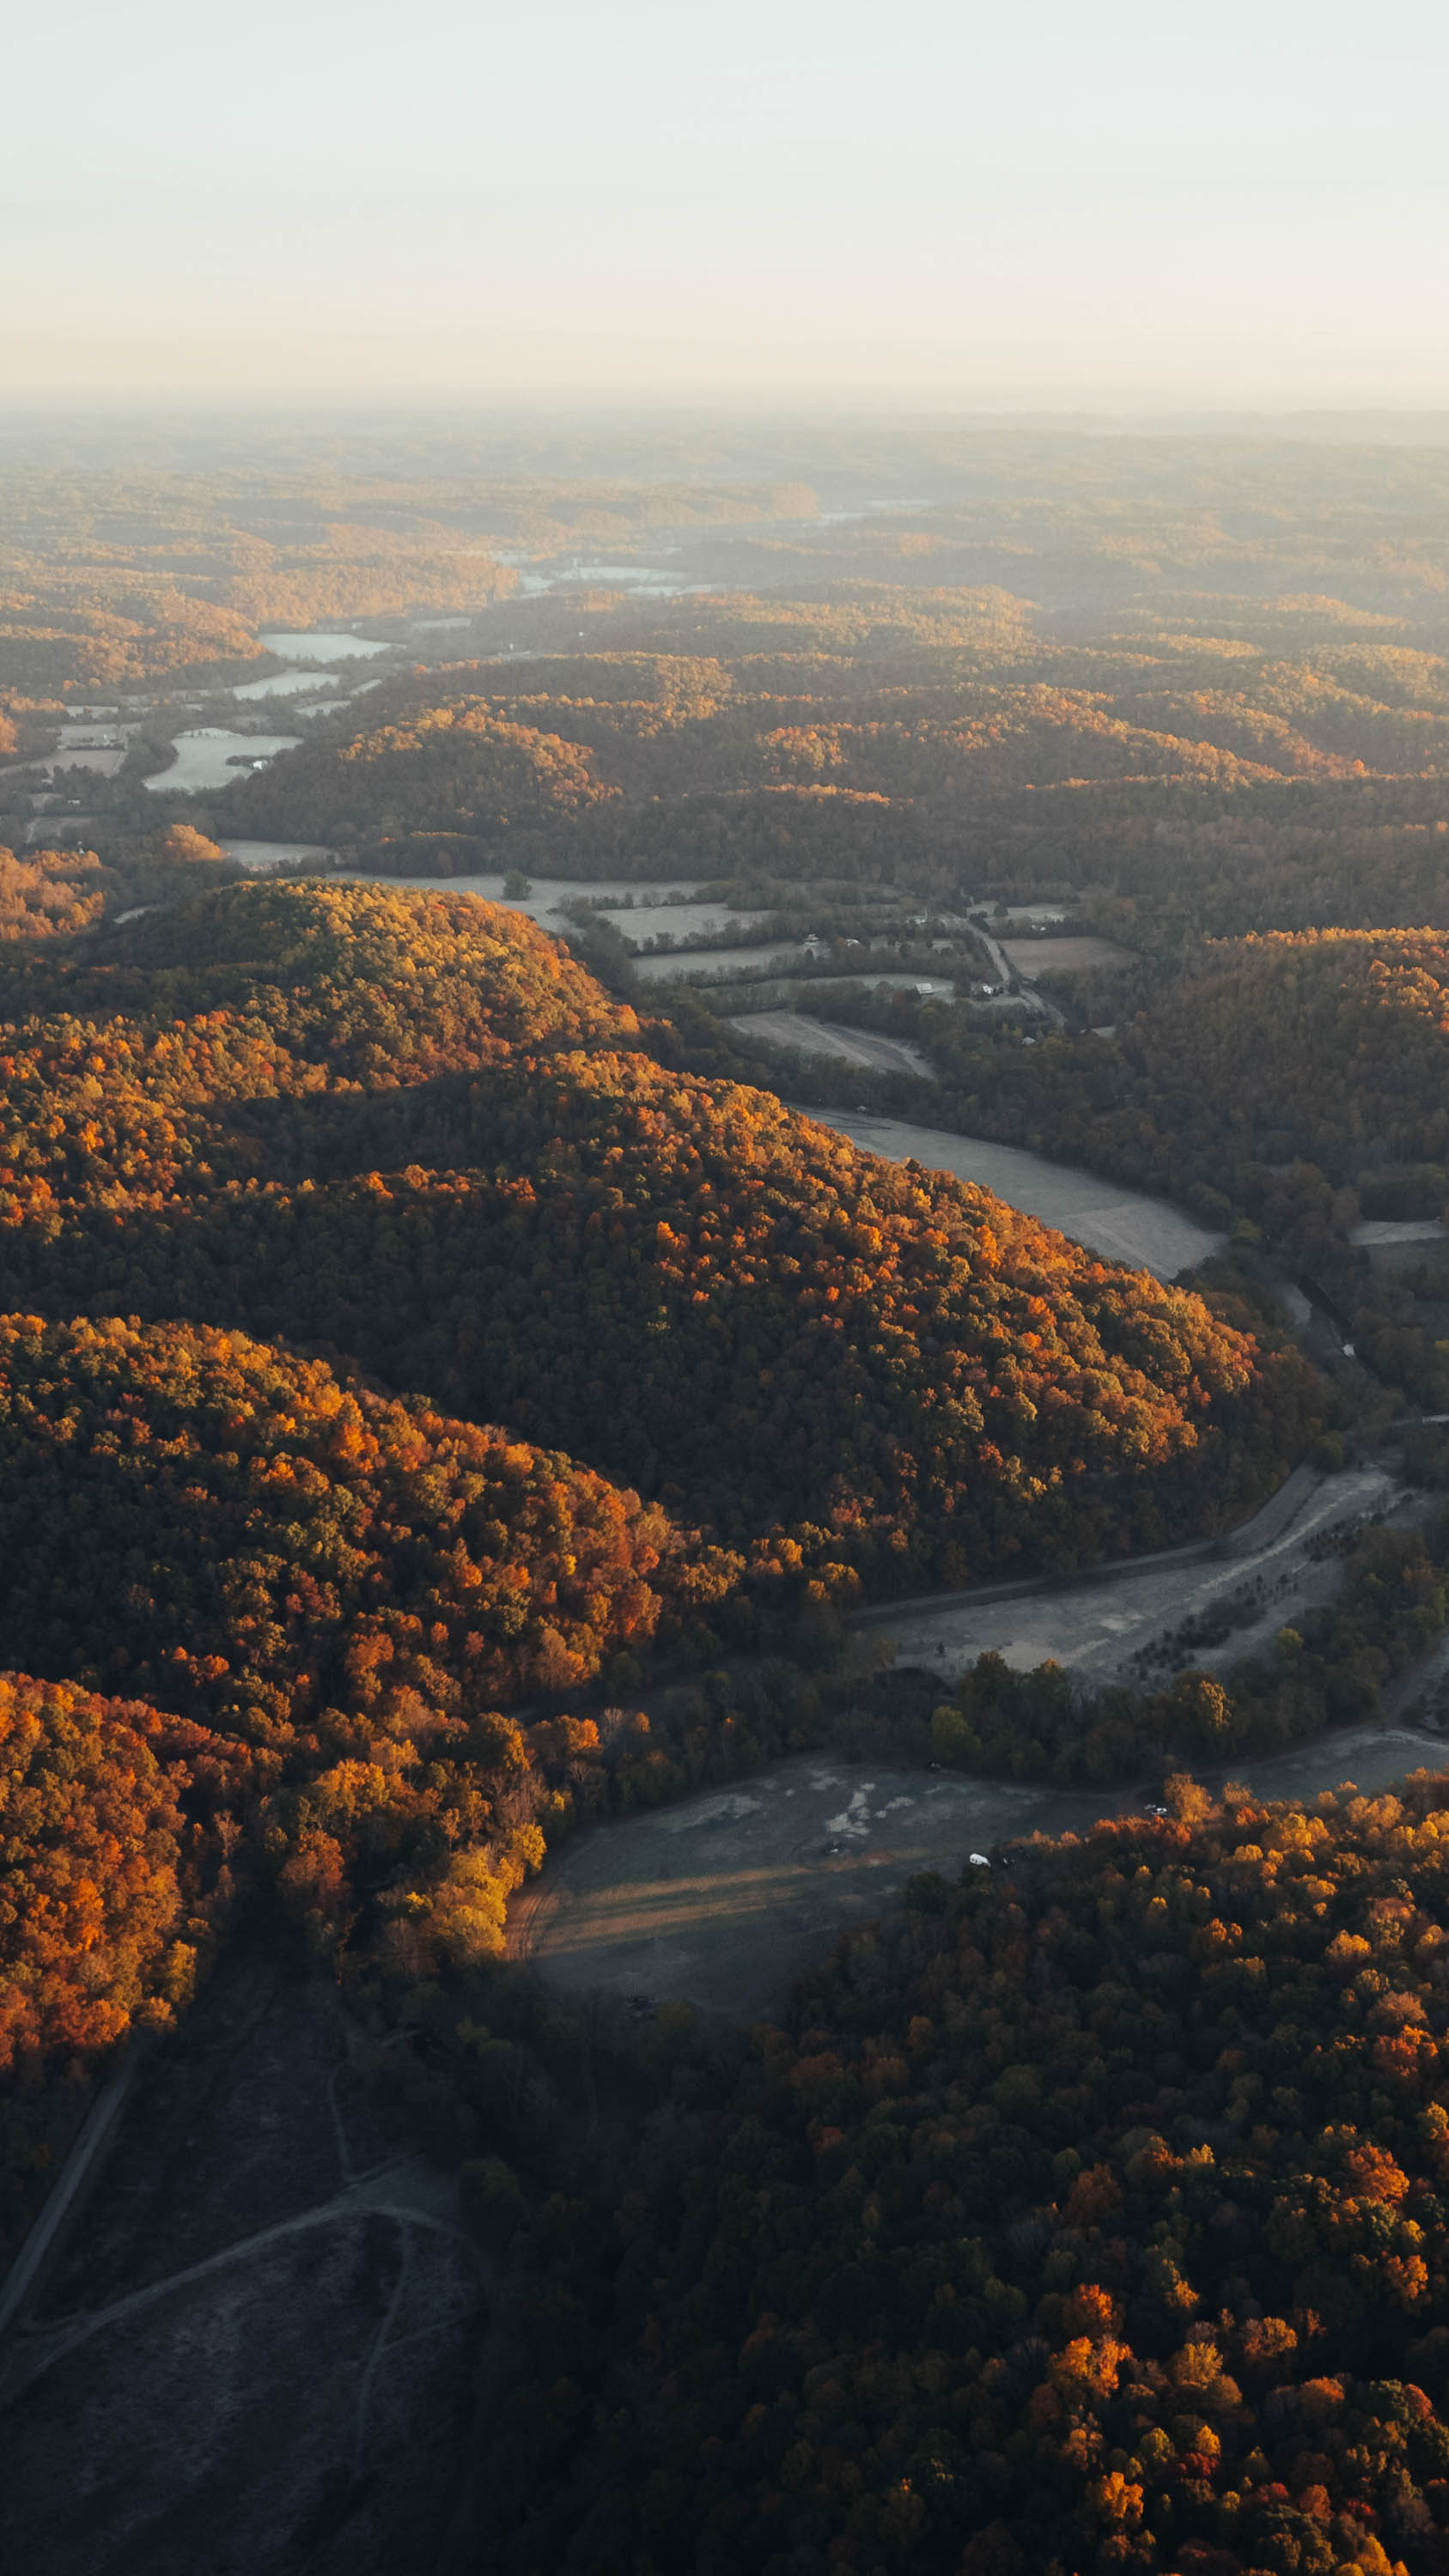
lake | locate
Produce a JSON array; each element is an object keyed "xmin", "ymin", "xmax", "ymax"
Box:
[
  {"xmin": 143, "ymin": 732, "xmax": 301, "ymax": 794},
  {"xmin": 515, "ymin": 563, "xmax": 703, "ymax": 599},
  {"xmin": 257, "ymin": 631, "xmax": 393, "ymax": 662},
  {"xmin": 812, "ymin": 1109, "xmax": 1221, "ymax": 1278}
]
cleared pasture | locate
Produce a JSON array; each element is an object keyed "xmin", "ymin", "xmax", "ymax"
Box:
[
  {"xmin": 613, "ymin": 902, "xmax": 770, "ymax": 945},
  {"xmin": 1000, "ymin": 935, "xmax": 1135, "ymax": 977},
  {"xmin": 874, "ymin": 1461, "xmax": 1407, "ymax": 1691},
  {"xmin": 632, "ymin": 941, "xmax": 807, "ymax": 982},
  {"xmin": 728, "ymin": 1010, "xmax": 936, "ymax": 1078}
]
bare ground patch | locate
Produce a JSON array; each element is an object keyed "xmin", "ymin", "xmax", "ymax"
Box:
[{"xmin": 0, "ymin": 1952, "xmax": 484, "ymax": 2576}]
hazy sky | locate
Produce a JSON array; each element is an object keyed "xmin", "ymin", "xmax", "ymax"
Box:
[{"xmin": 4, "ymin": 0, "xmax": 1446, "ymax": 404}]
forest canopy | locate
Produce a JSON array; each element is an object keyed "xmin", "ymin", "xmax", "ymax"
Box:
[
  {"xmin": 0, "ymin": 881, "xmax": 1315, "ymax": 1590},
  {"xmin": 490, "ymin": 1777, "xmax": 1449, "ymax": 2576}
]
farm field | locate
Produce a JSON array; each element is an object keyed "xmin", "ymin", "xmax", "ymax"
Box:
[
  {"xmin": 610, "ymin": 901, "xmax": 770, "ymax": 945},
  {"xmin": 810, "ymin": 1108, "xmax": 1222, "ymax": 1275},
  {"xmin": 998, "ymin": 934, "xmax": 1135, "ymax": 977},
  {"xmin": 334, "ymin": 866, "xmax": 707, "ymax": 929},
  {"xmin": 727, "ymin": 1010, "xmax": 937, "ymax": 1078},
  {"xmin": 631, "ymin": 939, "xmax": 807, "ymax": 982}
]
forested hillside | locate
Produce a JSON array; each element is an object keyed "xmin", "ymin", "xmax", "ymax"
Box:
[
  {"xmin": 0, "ymin": 1669, "xmax": 210, "ymax": 2264},
  {"xmin": 217, "ymin": 617, "xmax": 1449, "ymax": 945},
  {"xmin": 0, "ymin": 880, "xmax": 1312, "ymax": 1587},
  {"xmin": 0, "ymin": 1304, "xmax": 727, "ymax": 2245},
  {"xmin": 9, "ymin": 423, "xmax": 1449, "ymax": 2576},
  {"xmin": 491, "ymin": 1777, "xmax": 1449, "ymax": 2576},
  {"xmin": 935, "ymin": 930, "xmax": 1449, "ymax": 1214}
]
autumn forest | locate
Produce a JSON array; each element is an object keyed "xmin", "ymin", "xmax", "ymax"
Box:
[{"xmin": 6, "ymin": 416, "xmax": 1449, "ymax": 2576}]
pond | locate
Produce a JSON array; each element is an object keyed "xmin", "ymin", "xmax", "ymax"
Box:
[
  {"xmin": 811, "ymin": 1109, "xmax": 1221, "ymax": 1279},
  {"xmin": 143, "ymin": 732, "xmax": 301, "ymax": 794},
  {"xmin": 257, "ymin": 630, "xmax": 393, "ymax": 662}
]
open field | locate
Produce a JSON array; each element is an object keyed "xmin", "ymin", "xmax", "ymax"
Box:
[
  {"xmin": 612, "ymin": 902, "xmax": 770, "ymax": 945},
  {"xmin": 809, "ymin": 1108, "xmax": 1222, "ymax": 1276},
  {"xmin": 518, "ymin": 1723, "xmax": 1443, "ymax": 2021},
  {"xmin": 728, "ymin": 1010, "xmax": 937, "ymax": 1078},
  {"xmin": 1351, "ymin": 1218, "xmax": 1447, "ymax": 1246},
  {"xmin": 334, "ymin": 866, "xmax": 706, "ymax": 928},
  {"xmin": 999, "ymin": 935, "xmax": 1135, "ymax": 976},
  {"xmin": 631, "ymin": 940, "xmax": 807, "ymax": 982}
]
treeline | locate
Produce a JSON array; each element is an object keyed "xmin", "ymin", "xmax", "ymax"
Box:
[
  {"xmin": 484, "ymin": 1775, "xmax": 1449, "ymax": 2575},
  {"xmin": 0, "ymin": 846, "xmax": 109, "ymax": 941},
  {"xmin": 0, "ymin": 828, "xmax": 244, "ymax": 945}
]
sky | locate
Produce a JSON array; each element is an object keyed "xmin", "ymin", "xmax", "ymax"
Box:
[{"xmin": 3, "ymin": 0, "xmax": 1446, "ymax": 406}]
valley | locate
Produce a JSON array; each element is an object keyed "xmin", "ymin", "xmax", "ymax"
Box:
[{"xmin": 7, "ymin": 415, "xmax": 1449, "ymax": 2576}]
